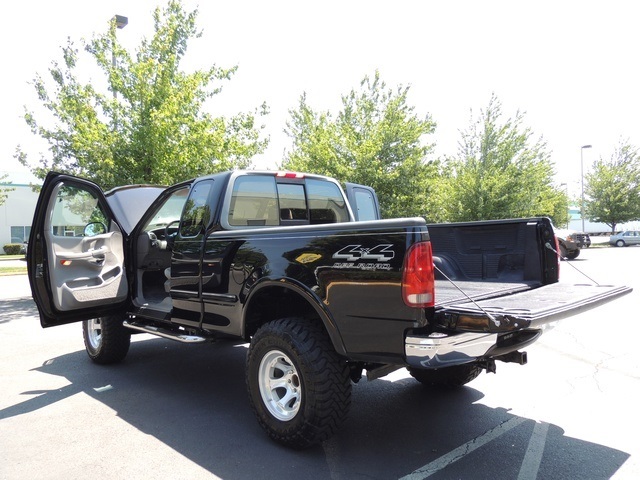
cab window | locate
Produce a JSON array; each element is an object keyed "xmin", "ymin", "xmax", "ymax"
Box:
[
  {"xmin": 227, "ymin": 175, "xmax": 349, "ymax": 227},
  {"xmin": 352, "ymin": 188, "xmax": 378, "ymax": 221},
  {"xmin": 306, "ymin": 179, "xmax": 349, "ymax": 223},
  {"xmin": 278, "ymin": 183, "xmax": 308, "ymax": 221},
  {"xmin": 50, "ymin": 185, "xmax": 109, "ymax": 237},
  {"xmin": 228, "ymin": 176, "xmax": 279, "ymax": 226},
  {"xmin": 180, "ymin": 181, "xmax": 214, "ymax": 237}
]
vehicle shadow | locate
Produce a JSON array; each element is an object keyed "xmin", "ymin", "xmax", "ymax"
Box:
[
  {"xmin": 0, "ymin": 297, "xmax": 36, "ymax": 325},
  {"xmin": 1, "ymin": 335, "xmax": 629, "ymax": 480}
]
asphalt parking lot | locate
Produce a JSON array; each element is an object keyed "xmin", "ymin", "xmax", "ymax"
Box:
[{"xmin": 1, "ymin": 246, "xmax": 639, "ymax": 479}]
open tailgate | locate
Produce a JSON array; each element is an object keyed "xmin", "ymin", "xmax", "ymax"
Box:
[{"xmin": 433, "ymin": 282, "xmax": 632, "ymax": 333}]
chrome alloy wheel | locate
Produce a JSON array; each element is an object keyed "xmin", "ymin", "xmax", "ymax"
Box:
[
  {"xmin": 258, "ymin": 350, "xmax": 302, "ymax": 421},
  {"xmin": 85, "ymin": 318, "xmax": 103, "ymax": 350}
]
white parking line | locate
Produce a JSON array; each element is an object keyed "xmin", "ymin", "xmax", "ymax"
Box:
[
  {"xmin": 399, "ymin": 416, "xmax": 527, "ymax": 480},
  {"xmin": 517, "ymin": 421, "xmax": 549, "ymax": 480}
]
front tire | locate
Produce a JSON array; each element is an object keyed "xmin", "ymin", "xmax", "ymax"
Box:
[
  {"xmin": 82, "ymin": 315, "xmax": 131, "ymax": 364},
  {"xmin": 408, "ymin": 364, "xmax": 482, "ymax": 388},
  {"xmin": 246, "ymin": 317, "xmax": 351, "ymax": 449},
  {"xmin": 616, "ymin": 239, "xmax": 626, "ymax": 247}
]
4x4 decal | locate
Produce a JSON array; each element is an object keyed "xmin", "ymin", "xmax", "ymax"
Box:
[{"xmin": 332, "ymin": 244, "xmax": 395, "ymax": 262}]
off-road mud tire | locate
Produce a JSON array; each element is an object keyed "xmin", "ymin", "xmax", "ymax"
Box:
[
  {"xmin": 408, "ymin": 363, "xmax": 483, "ymax": 388},
  {"xmin": 82, "ymin": 315, "xmax": 131, "ymax": 365},
  {"xmin": 246, "ymin": 317, "xmax": 351, "ymax": 449}
]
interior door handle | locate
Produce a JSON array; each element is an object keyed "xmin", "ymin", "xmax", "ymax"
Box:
[
  {"xmin": 59, "ymin": 247, "xmax": 108, "ymax": 261},
  {"xmin": 88, "ymin": 254, "xmax": 106, "ymax": 266}
]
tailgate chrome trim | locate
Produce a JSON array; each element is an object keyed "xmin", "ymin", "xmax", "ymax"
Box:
[{"xmin": 405, "ymin": 331, "xmax": 497, "ymax": 368}]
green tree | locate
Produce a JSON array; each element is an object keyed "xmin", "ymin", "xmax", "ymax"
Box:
[
  {"xmin": 442, "ymin": 95, "xmax": 568, "ymax": 225},
  {"xmin": 584, "ymin": 142, "xmax": 640, "ymax": 233},
  {"xmin": 16, "ymin": 0, "xmax": 268, "ymax": 190},
  {"xmin": 0, "ymin": 174, "xmax": 13, "ymax": 206},
  {"xmin": 282, "ymin": 71, "xmax": 442, "ymax": 219}
]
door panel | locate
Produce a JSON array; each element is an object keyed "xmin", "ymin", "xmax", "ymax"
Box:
[
  {"xmin": 47, "ymin": 232, "xmax": 127, "ymax": 311},
  {"xmin": 28, "ymin": 172, "xmax": 129, "ymax": 327}
]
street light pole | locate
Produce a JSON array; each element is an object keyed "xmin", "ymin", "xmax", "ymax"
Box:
[
  {"xmin": 581, "ymin": 144, "xmax": 592, "ymax": 232},
  {"xmin": 111, "ymin": 15, "xmax": 128, "ymax": 99}
]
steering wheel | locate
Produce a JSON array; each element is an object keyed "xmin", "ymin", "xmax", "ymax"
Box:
[
  {"xmin": 164, "ymin": 220, "xmax": 180, "ymax": 238},
  {"xmin": 148, "ymin": 231, "xmax": 159, "ymax": 248},
  {"xmin": 164, "ymin": 220, "xmax": 180, "ymax": 249}
]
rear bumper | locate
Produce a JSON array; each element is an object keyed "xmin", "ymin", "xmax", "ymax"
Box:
[
  {"xmin": 405, "ymin": 331, "xmax": 497, "ymax": 368},
  {"xmin": 405, "ymin": 328, "xmax": 544, "ymax": 369}
]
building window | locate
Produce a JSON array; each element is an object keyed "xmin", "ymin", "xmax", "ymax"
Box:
[{"xmin": 10, "ymin": 226, "xmax": 31, "ymax": 243}]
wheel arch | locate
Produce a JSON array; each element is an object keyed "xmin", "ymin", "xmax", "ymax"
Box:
[{"xmin": 242, "ymin": 278, "xmax": 347, "ymax": 356}]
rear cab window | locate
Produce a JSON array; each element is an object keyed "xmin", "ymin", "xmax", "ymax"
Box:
[{"xmin": 224, "ymin": 173, "xmax": 350, "ymax": 228}]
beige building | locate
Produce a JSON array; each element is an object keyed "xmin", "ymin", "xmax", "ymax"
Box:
[{"xmin": 1, "ymin": 183, "xmax": 40, "ymax": 251}]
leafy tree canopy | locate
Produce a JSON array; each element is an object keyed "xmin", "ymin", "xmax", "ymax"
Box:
[
  {"xmin": 585, "ymin": 142, "xmax": 640, "ymax": 232},
  {"xmin": 16, "ymin": 0, "xmax": 268, "ymax": 190},
  {"xmin": 0, "ymin": 174, "xmax": 13, "ymax": 206},
  {"xmin": 282, "ymin": 71, "xmax": 442, "ymax": 219},
  {"xmin": 442, "ymin": 94, "xmax": 568, "ymax": 226}
]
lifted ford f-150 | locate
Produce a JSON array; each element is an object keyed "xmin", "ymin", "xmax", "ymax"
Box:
[{"xmin": 27, "ymin": 170, "xmax": 631, "ymax": 448}]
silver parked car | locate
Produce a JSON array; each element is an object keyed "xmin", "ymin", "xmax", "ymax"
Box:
[{"xmin": 609, "ymin": 230, "xmax": 640, "ymax": 247}]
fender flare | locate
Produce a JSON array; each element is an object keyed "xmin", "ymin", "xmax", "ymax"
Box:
[{"xmin": 243, "ymin": 277, "xmax": 347, "ymax": 357}]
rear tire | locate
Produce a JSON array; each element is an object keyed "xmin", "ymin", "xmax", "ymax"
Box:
[
  {"xmin": 82, "ymin": 315, "xmax": 131, "ymax": 364},
  {"xmin": 246, "ymin": 317, "xmax": 351, "ymax": 449},
  {"xmin": 566, "ymin": 249, "xmax": 580, "ymax": 260},
  {"xmin": 408, "ymin": 364, "xmax": 482, "ymax": 388},
  {"xmin": 559, "ymin": 244, "xmax": 568, "ymax": 258}
]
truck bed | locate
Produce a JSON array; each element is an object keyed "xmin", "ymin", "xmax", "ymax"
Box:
[
  {"xmin": 428, "ymin": 218, "xmax": 556, "ymax": 308},
  {"xmin": 428, "ymin": 221, "xmax": 631, "ymax": 330},
  {"xmin": 435, "ymin": 279, "xmax": 538, "ymax": 306}
]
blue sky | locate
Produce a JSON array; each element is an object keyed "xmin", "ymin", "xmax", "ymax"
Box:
[{"xmin": 2, "ymin": 0, "xmax": 639, "ymax": 197}]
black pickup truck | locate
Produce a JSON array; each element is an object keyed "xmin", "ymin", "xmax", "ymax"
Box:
[{"xmin": 27, "ymin": 170, "xmax": 631, "ymax": 448}]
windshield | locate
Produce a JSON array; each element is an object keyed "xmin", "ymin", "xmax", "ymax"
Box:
[{"xmin": 143, "ymin": 187, "xmax": 190, "ymax": 232}]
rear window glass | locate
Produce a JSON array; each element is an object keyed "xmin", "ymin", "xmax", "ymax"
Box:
[
  {"xmin": 229, "ymin": 176, "xmax": 279, "ymax": 226},
  {"xmin": 306, "ymin": 179, "xmax": 349, "ymax": 224},
  {"xmin": 227, "ymin": 175, "xmax": 349, "ymax": 227},
  {"xmin": 278, "ymin": 183, "xmax": 308, "ymax": 221}
]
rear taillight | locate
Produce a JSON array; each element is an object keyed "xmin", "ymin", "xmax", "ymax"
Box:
[{"xmin": 402, "ymin": 241, "xmax": 435, "ymax": 308}]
